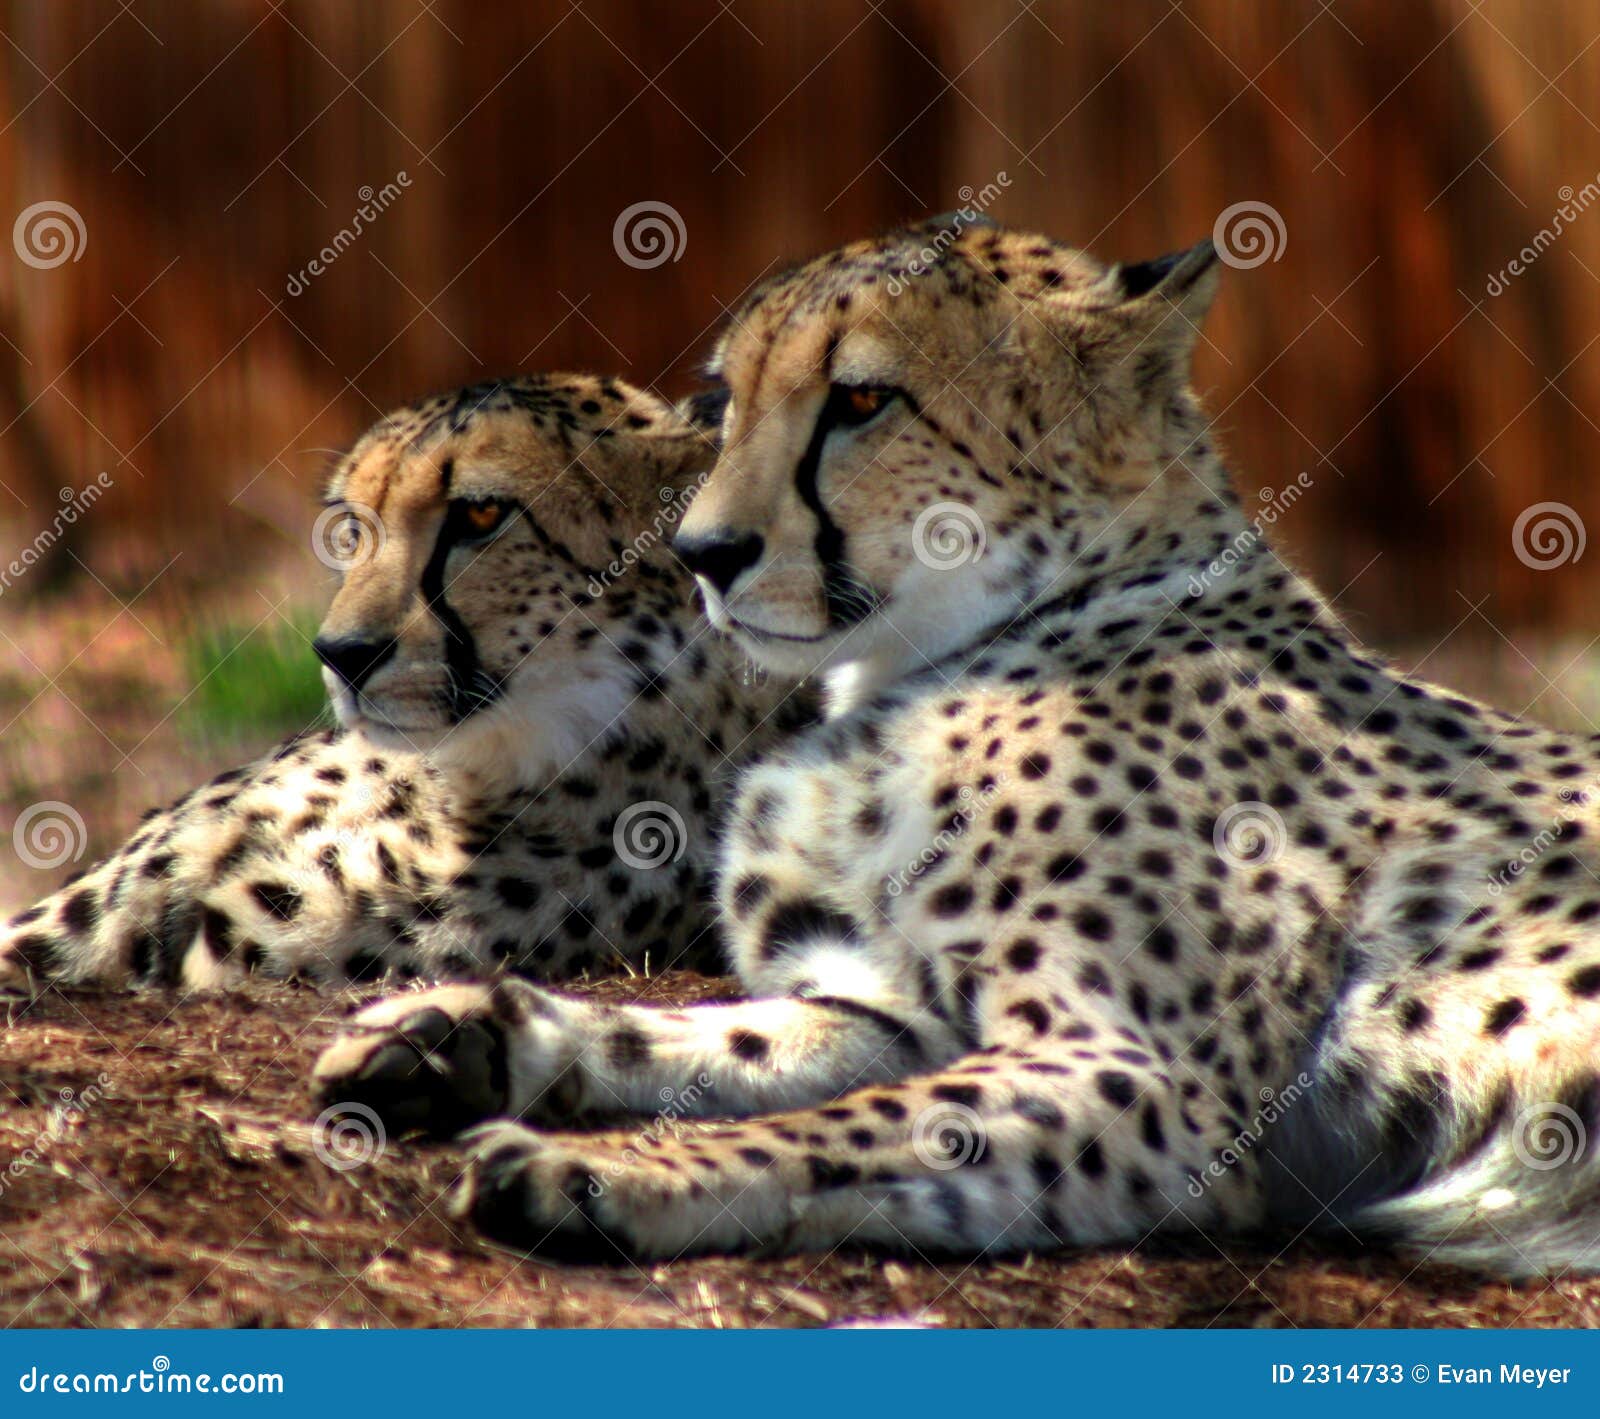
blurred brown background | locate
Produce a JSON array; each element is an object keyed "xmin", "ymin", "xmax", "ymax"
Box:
[{"xmin": 5, "ymin": 0, "xmax": 1600, "ymax": 898}]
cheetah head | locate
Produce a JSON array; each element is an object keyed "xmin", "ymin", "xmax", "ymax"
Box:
[
  {"xmin": 315, "ymin": 375, "xmax": 716, "ymax": 785},
  {"xmin": 677, "ymin": 219, "xmax": 1224, "ymax": 705}
]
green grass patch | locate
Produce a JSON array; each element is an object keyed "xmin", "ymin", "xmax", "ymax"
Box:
[{"xmin": 180, "ymin": 609, "xmax": 331, "ymax": 744}]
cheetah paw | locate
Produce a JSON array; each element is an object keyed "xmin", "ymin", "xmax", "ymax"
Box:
[
  {"xmin": 452, "ymin": 1120, "xmax": 626, "ymax": 1261},
  {"xmin": 311, "ymin": 982, "xmax": 517, "ymax": 1138}
]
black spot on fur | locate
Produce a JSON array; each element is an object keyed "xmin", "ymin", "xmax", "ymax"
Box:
[
  {"xmin": 760, "ymin": 900, "xmax": 857, "ymax": 958},
  {"xmin": 1484, "ymin": 998, "xmax": 1526, "ymax": 1036},
  {"xmin": 1568, "ymin": 964, "xmax": 1600, "ymax": 999},
  {"xmin": 607, "ymin": 1027, "xmax": 651, "ymax": 1068},
  {"xmin": 728, "ymin": 1029, "xmax": 770, "ymax": 1062}
]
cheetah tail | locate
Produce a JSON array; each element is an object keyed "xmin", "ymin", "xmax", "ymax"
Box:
[{"xmin": 1342, "ymin": 1079, "xmax": 1600, "ymax": 1280}]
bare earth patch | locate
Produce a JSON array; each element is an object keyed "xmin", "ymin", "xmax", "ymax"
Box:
[{"xmin": 3, "ymin": 971, "xmax": 1598, "ymax": 1330}]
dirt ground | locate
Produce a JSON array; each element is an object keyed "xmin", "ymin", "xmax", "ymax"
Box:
[
  {"xmin": 3, "ymin": 970, "xmax": 1599, "ymax": 1331},
  {"xmin": 6, "ymin": 593, "xmax": 1600, "ymax": 1328}
]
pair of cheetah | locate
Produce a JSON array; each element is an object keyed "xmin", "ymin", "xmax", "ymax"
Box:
[{"xmin": 7, "ymin": 221, "xmax": 1600, "ymax": 1280}]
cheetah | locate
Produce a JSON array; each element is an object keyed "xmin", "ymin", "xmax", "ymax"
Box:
[
  {"xmin": 316, "ymin": 221, "xmax": 1600, "ymax": 1279},
  {"xmin": 0, "ymin": 375, "xmax": 807, "ymax": 995}
]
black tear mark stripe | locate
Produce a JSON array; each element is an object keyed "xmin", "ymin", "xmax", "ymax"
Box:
[
  {"xmin": 794, "ymin": 384, "xmax": 923, "ymax": 629},
  {"xmin": 422, "ymin": 488, "xmax": 502, "ymax": 722},
  {"xmin": 794, "ymin": 393, "xmax": 864, "ymax": 628}
]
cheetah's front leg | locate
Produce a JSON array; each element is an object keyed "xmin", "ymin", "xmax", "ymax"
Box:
[
  {"xmin": 448, "ymin": 1051, "xmax": 1260, "ymax": 1261},
  {"xmin": 311, "ymin": 973, "xmax": 968, "ymax": 1135}
]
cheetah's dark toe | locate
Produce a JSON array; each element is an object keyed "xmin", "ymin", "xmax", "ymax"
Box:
[{"xmin": 312, "ymin": 984, "xmax": 509, "ymax": 1137}]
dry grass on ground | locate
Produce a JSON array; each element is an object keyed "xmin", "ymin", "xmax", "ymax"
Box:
[
  {"xmin": 4, "ymin": 971, "xmax": 1600, "ymax": 1331},
  {"xmin": 6, "ymin": 595, "xmax": 1600, "ymax": 1327}
]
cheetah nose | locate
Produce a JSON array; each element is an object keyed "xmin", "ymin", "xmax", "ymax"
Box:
[
  {"xmin": 312, "ymin": 635, "xmax": 398, "ymax": 693},
  {"xmin": 674, "ymin": 530, "xmax": 764, "ymax": 596}
]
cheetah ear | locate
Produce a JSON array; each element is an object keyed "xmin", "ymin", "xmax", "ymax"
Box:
[
  {"xmin": 1101, "ymin": 237, "xmax": 1221, "ymax": 371},
  {"xmin": 680, "ymin": 384, "xmax": 731, "ymax": 437},
  {"xmin": 1112, "ymin": 239, "xmax": 1218, "ymax": 303}
]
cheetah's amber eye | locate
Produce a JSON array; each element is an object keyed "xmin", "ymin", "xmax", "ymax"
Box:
[
  {"xmin": 454, "ymin": 498, "xmax": 513, "ymax": 540},
  {"xmin": 848, "ymin": 387, "xmax": 883, "ymax": 419},
  {"xmin": 828, "ymin": 381, "xmax": 898, "ymax": 430}
]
